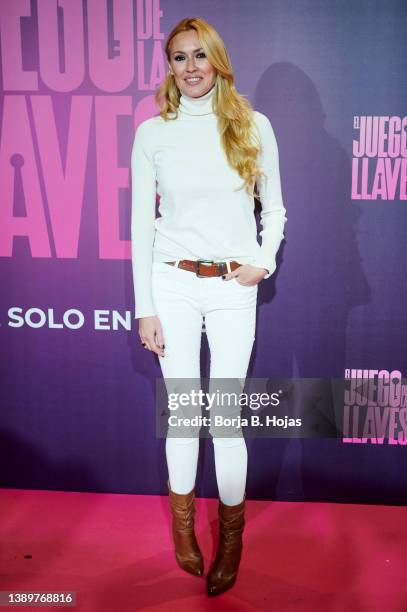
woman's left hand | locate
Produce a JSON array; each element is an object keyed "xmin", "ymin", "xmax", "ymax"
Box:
[{"xmin": 222, "ymin": 264, "xmax": 268, "ymax": 286}]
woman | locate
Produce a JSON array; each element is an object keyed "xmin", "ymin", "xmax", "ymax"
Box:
[{"xmin": 131, "ymin": 17, "xmax": 287, "ymax": 597}]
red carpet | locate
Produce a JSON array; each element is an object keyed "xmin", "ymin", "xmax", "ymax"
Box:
[{"xmin": 0, "ymin": 488, "xmax": 406, "ymax": 611}]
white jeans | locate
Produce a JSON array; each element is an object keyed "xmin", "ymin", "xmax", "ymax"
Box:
[{"xmin": 152, "ymin": 261, "xmax": 258, "ymax": 504}]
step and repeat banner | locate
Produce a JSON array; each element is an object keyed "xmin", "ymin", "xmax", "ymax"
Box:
[{"xmin": 1, "ymin": 0, "xmax": 406, "ymax": 503}]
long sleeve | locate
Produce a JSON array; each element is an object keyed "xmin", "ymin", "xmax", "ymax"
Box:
[
  {"xmin": 252, "ymin": 113, "xmax": 287, "ymax": 278},
  {"xmin": 130, "ymin": 121, "xmax": 157, "ymax": 319}
]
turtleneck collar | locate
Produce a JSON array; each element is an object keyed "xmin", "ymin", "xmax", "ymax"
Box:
[{"xmin": 178, "ymin": 83, "xmax": 216, "ymax": 117}]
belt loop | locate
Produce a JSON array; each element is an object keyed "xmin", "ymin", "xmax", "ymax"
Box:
[{"xmin": 226, "ymin": 261, "xmax": 231, "ymax": 273}]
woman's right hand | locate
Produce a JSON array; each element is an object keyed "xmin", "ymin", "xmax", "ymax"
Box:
[{"xmin": 138, "ymin": 316, "xmax": 165, "ymax": 357}]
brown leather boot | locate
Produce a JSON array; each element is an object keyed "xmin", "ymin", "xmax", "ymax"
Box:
[
  {"xmin": 167, "ymin": 480, "xmax": 204, "ymax": 577},
  {"xmin": 206, "ymin": 495, "xmax": 246, "ymax": 596}
]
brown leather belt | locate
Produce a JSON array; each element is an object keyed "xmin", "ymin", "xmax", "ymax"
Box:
[{"xmin": 164, "ymin": 259, "xmax": 241, "ymax": 277}]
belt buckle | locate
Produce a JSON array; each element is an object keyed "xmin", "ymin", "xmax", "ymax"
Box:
[
  {"xmin": 196, "ymin": 259, "xmax": 214, "ymax": 277},
  {"xmin": 196, "ymin": 260, "xmax": 226, "ymax": 277}
]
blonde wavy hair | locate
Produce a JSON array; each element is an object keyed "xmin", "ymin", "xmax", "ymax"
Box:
[{"xmin": 155, "ymin": 17, "xmax": 264, "ymax": 199}]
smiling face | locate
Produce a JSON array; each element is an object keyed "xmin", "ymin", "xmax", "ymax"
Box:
[{"xmin": 168, "ymin": 29, "xmax": 217, "ymax": 98}]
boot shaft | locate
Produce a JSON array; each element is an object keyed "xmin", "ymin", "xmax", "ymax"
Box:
[
  {"xmin": 168, "ymin": 481, "xmax": 196, "ymax": 529},
  {"xmin": 218, "ymin": 497, "xmax": 246, "ymax": 543}
]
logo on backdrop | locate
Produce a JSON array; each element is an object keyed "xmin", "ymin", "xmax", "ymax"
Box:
[
  {"xmin": 351, "ymin": 116, "xmax": 407, "ymax": 200},
  {"xmin": 343, "ymin": 369, "xmax": 407, "ymax": 445},
  {"xmin": 0, "ymin": 0, "xmax": 165, "ymax": 260}
]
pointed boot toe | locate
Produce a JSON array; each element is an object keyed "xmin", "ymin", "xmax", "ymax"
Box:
[
  {"xmin": 207, "ymin": 572, "xmax": 237, "ymax": 596},
  {"xmin": 175, "ymin": 547, "xmax": 204, "ymax": 576}
]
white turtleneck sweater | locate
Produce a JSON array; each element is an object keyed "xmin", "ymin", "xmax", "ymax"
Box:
[{"xmin": 131, "ymin": 85, "xmax": 287, "ymax": 319}]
